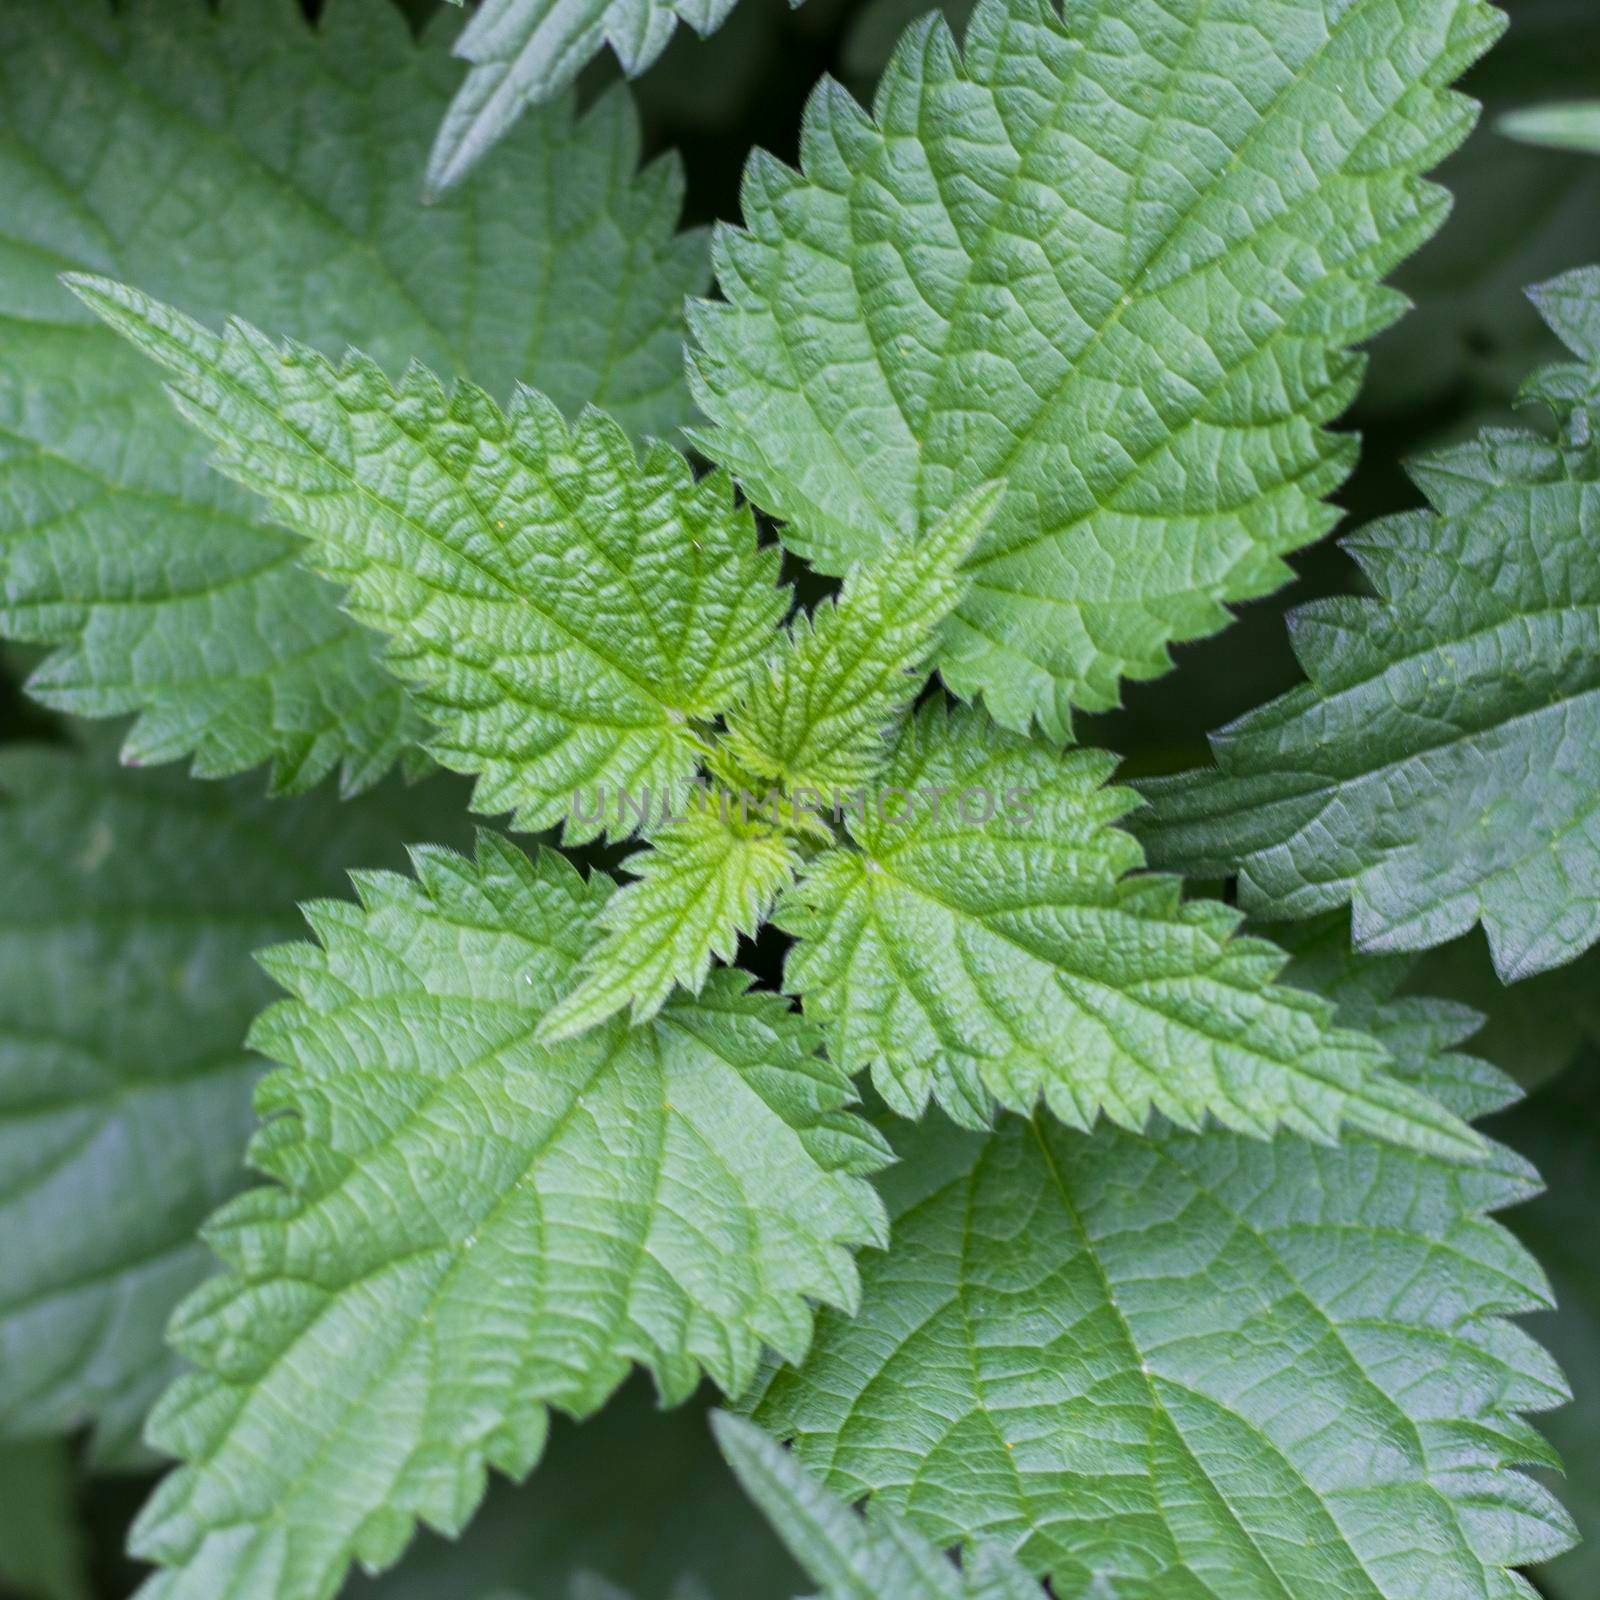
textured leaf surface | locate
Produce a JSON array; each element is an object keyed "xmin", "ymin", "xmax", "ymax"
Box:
[
  {"xmin": 779, "ymin": 704, "xmax": 1482, "ymax": 1157},
  {"xmin": 428, "ymin": 0, "xmax": 801, "ymax": 197},
  {"xmin": 722, "ymin": 485, "xmax": 994, "ymax": 796},
  {"xmin": 715, "ymin": 1413, "xmax": 1045, "ymax": 1599},
  {"xmin": 690, "ymin": 0, "xmax": 1501, "ymax": 739},
  {"xmin": 1501, "ymin": 101, "xmax": 1600, "ymax": 153},
  {"xmin": 130, "ymin": 834, "xmax": 887, "ymax": 1600},
  {"xmin": 540, "ymin": 803, "xmax": 802, "ymax": 1038},
  {"xmin": 753, "ymin": 928, "xmax": 1574, "ymax": 1597},
  {"xmin": 72, "ymin": 280, "xmax": 786, "ymax": 841},
  {"xmin": 1138, "ymin": 267, "xmax": 1600, "ymax": 980},
  {"xmin": 0, "ymin": 740, "xmax": 471, "ymax": 1467},
  {"xmin": 0, "ymin": 0, "xmax": 707, "ymax": 793}
]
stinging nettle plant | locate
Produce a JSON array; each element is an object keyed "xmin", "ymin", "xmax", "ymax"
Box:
[{"xmin": 2, "ymin": 0, "xmax": 1599, "ymax": 1597}]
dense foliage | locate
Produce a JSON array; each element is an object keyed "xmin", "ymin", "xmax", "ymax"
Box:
[{"xmin": 2, "ymin": 2, "xmax": 1598, "ymax": 1598}]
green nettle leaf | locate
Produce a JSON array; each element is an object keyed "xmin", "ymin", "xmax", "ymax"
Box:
[
  {"xmin": 67, "ymin": 280, "xmax": 787, "ymax": 842},
  {"xmin": 537, "ymin": 484, "xmax": 998, "ymax": 1042},
  {"xmin": 0, "ymin": 740, "xmax": 472, "ymax": 1467},
  {"xmin": 1501, "ymin": 101, "xmax": 1600, "ymax": 154},
  {"xmin": 0, "ymin": 0, "xmax": 707, "ymax": 795},
  {"xmin": 539, "ymin": 801, "xmax": 803, "ymax": 1039},
  {"xmin": 713, "ymin": 1413, "xmax": 1046, "ymax": 1600},
  {"xmin": 1138, "ymin": 267, "xmax": 1600, "ymax": 981},
  {"xmin": 722, "ymin": 484, "xmax": 997, "ymax": 796},
  {"xmin": 129, "ymin": 834, "xmax": 888, "ymax": 1600},
  {"xmin": 780, "ymin": 703, "xmax": 1483, "ymax": 1156},
  {"xmin": 428, "ymin": 0, "xmax": 801, "ymax": 197},
  {"xmin": 752, "ymin": 926, "xmax": 1575, "ymax": 1597},
  {"xmin": 690, "ymin": 0, "xmax": 1503, "ymax": 740},
  {"xmin": 7, "ymin": 10, "xmax": 1589, "ymax": 1600}
]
